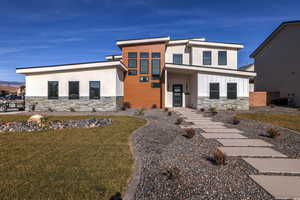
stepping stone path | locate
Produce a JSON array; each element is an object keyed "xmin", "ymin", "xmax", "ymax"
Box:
[{"xmin": 175, "ymin": 108, "xmax": 300, "ymax": 199}]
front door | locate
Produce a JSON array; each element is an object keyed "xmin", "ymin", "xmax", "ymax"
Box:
[{"xmin": 173, "ymin": 84, "xmax": 183, "ymax": 107}]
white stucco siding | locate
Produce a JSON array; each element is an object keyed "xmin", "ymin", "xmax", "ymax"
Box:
[
  {"xmin": 192, "ymin": 46, "xmax": 238, "ymax": 69},
  {"xmin": 25, "ymin": 67, "xmax": 122, "ymax": 97},
  {"xmin": 116, "ymin": 68, "xmax": 124, "ymax": 96},
  {"xmin": 197, "ymin": 73, "xmax": 249, "ymax": 97},
  {"xmin": 165, "ymin": 45, "xmax": 191, "ymax": 65}
]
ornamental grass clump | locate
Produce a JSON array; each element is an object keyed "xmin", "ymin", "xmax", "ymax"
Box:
[
  {"xmin": 175, "ymin": 117, "xmax": 183, "ymax": 125},
  {"xmin": 183, "ymin": 128, "xmax": 195, "ymax": 139},
  {"xmin": 213, "ymin": 149, "xmax": 227, "ymax": 165},
  {"xmin": 209, "ymin": 107, "xmax": 217, "ymax": 115},
  {"xmin": 267, "ymin": 128, "xmax": 281, "ymax": 138},
  {"xmin": 135, "ymin": 108, "xmax": 145, "ymax": 116}
]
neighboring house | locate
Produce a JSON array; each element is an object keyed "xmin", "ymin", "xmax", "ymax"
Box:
[
  {"xmin": 16, "ymin": 36, "xmax": 256, "ymax": 111},
  {"xmin": 0, "ymin": 85, "xmax": 18, "ymax": 96},
  {"xmin": 239, "ymin": 63, "xmax": 255, "ymax": 92},
  {"xmin": 250, "ymin": 20, "xmax": 300, "ymax": 107}
]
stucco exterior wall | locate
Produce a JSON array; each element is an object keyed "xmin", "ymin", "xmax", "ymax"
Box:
[
  {"xmin": 165, "ymin": 45, "xmax": 191, "ymax": 65},
  {"xmin": 254, "ymin": 24, "xmax": 300, "ymax": 106}
]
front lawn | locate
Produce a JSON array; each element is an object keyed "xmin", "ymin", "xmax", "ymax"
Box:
[
  {"xmin": 236, "ymin": 112, "xmax": 300, "ymax": 132},
  {"xmin": 0, "ymin": 115, "xmax": 146, "ymax": 200}
]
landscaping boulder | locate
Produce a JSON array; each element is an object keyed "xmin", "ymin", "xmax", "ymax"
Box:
[{"xmin": 28, "ymin": 114, "xmax": 44, "ymax": 124}]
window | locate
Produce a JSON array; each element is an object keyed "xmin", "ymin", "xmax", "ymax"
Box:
[
  {"xmin": 48, "ymin": 81, "xmax": 58, "ymax": 99},
  {"xmin": 203, "ymin": 51, "xmax": 212, "ymax": 65},
  {"xmin": 173, "ymin": 54, "xmax": 183, "ymax": 64},
  {"xmin": 151, "ymin": 75, "xmax": 160, "ymax": 80},
  {"xmin": 151, "ymin": 82, "xmax": 160, "ymax": 88},
  {"xmin": 209, "ymin": 83, "xmax": 219, "ymax": 99},
  {"xmin": 139, "ymin": 76, "xmax": 149, "ymax": 82},
  {"xmin": 128, "ymin": 70, "xmax": 137, "ymax": 76},
  {"xmin": 69, "ymin": 81, "xmax": 79, "ymax": 99},
  {"xmin": 218, "ymin": 51, "xmax": 227, "ymax": 65},
  {"xmin": 128, "ymin": 52, "xmax": 137, "ymax": 68},
  {"xmin": 227, "ymin": 83, "xmax": 237, "ymax": 99},
  {"xmin": 89, "ymin": 81, "xmax": 100, "ymax": 99},
  {"xmin": 140, "ymin": 52, "xmax": 149, "ymax": 74},
  {"xmin": 152, "ymin": 52, "xmax": 160, "ymax": 58},
  {"xmin": 152, "ymin": 59, "xmax": 160, "ymax": 75}
]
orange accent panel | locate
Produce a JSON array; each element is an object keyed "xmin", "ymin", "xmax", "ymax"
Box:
[{"xmin": 122, "ymin": 43, "xmax": 166, "ymax": 108}]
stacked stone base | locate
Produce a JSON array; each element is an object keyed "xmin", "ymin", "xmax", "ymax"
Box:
[
  {"xmin": 25, "ymin": 96, "xmax": 123, "ymax": 112},
  {"xmin": 197, "ymin": 97, "xmax": 249, "ymax": 110}
]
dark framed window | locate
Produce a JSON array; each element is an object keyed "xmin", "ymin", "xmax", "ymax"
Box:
[
  {"xmin": 227, "ymin": 83, "xmax": 237, "ymax": 99},
  {"xmin": 152, "ymin": 59, "xmax": 160, "ymax": 75},
  {"xmin": 48, "ymin": 81, "xmax": 58, "ymax": 99},
  {"xmin": 151, "ymin": 82, "xmax": 160, "ymax": 88},
  {"xmin": 139, "ymin": 76, "xmax": 149, "ymax": 82},
  {"xmin": 140, "ymin": 52, "xmax": 149, "ymax": 58},
  {"xmin": 69, "ymin": 81, "xmax": 79, "ymax": 99},
  {"xmin": 173, "ymin": 54, "xmax": 183, "ymax": 64},
  {"xmin": 152, "ymin": 52, "xmax": 160, "ymax": 58},
  {"xmin": 218, "ymin": 51, "xmax": 227, "ymax": 65},
  {"xmin": 89, "ymin": 81, "xmax": 100, "ymax": 99},
  {"xmin": 152, "ymin": 75, "xmax": 160, "ymax": 80},
  {"xmin": 128, "ymin": 52, "xmax": 137, "ymax": 68},
  {"xmin": 209, "ymin": 83, "xmax": 219, "ymax": 99},
  {"xmin": 140, "ymin": 59, "xmax": 149, "ymax": 74},
  {"xmin": 203, "ymin": 51, "xmax": 212, "ymax": 65},
  {"xmin": 128, "ymin": 70, "xmax": 137, "ymax": 76}
]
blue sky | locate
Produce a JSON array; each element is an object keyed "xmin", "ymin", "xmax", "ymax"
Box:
[{"xmin": 1, "ymin": 0, "xmax": 299, "ymax": 82}]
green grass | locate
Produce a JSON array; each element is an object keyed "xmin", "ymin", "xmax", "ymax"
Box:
[
  {"xmin": 0, "ymin": 115, "xmax": 146, "ymax": 200},
  {"xmin": 236, "ymin": 112, "xmax": 300, "ymax": 132}
]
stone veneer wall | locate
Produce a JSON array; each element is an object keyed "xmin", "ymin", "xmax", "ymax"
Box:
[
  {"xmin": 197, "ymin": 97, "xmax": 249, "ymax": 110},
  {"xmin": 25, "ymin": 96, "xmax": 123, "ymax": 112}
]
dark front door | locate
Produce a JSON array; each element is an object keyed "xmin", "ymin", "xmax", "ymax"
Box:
[{"xmin": 173, "ymin": 84, "xmax": 183, "ymax": 107}]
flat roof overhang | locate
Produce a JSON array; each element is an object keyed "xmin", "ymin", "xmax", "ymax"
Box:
[
  {"xmin": 188, "ymin": 40, "xmax": 244, "ymax": 49},
  {"xmin": 16, "ymin": 61, "xmax": 127, "ymax": 74},
  {"xmin": 165, "ymin": 63, "xmax": 256, "ymax": 77},
  {"xmin": 116, "ymin": 36, "xmax": 170, "ymax": 47}
]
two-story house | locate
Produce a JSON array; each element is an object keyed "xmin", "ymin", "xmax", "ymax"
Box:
[{"xmin": 16, "ymin": 36, "xmax": 256, "ymax": 111}]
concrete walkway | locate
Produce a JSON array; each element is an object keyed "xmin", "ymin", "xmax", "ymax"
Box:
[{"xmin": 175, "ymin": 108, "xmax": 300, "ymax": 199}]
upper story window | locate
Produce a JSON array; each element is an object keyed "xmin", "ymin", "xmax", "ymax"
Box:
[
  {"xmin": 128, "ymin": 52, "xmax": 137, "ymax": 68},
  {"xmin": 203, "ymin": 51, "xmax": 212, "ymax": 65},
  {"xmin": 218, "ymin": 51, "xmax": 227, "ymax": 65},
  {"xmin": 173, "ymin": 54, "xmax": 183, "ymax": 65},
  {"xmin": 151, "ymin": 52, "xmax": 160, "ymax": 75},
  {"xmin": 227, "ymin": 83, "xmax": 237, "ymax": 99},
  {"xmin": 209, "ymin": 83, "xmax": 219, "ymax": 99},
  {"xmin": 140, "ymin": 52, "xmax": 149, "ymax": 74},
  {"xmin": 128, "ymin": 70, "xmax": 137, "ymax": 76},
  {"xmin": 69, "ymin": 81, "xmax": 79, "ymax": 99},
  {"xmin": 89, "ymin": 81, "xmax": 100, "ymax": 99},
  {"xmin": 48, "ymin": 81, "xmax": 58, "ymax": 99}
]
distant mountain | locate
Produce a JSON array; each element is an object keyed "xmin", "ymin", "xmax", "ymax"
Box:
[{"xmin": 0, "ymin": 81, "xmax": 24, "ymax": 86}]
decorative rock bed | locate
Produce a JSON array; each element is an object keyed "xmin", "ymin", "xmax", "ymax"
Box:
[{"xmin": 0, "ymin": 118, "xmax": 113, "ymax": 133}]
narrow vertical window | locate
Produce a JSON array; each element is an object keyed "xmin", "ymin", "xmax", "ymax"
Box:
[
  {"xmin": 209, "ymin": 83, "xmax": 219, "ymax": 99},
  {"xmin": 48, "ymin": 81, "xmax": 58, "ymax": 99},
  {"xmin": 89, "ymin": 81, "xmax": 100, "ymax": 99},
  {"xmin": 203, "ymin": 51, "xmax": 212, "ymax": 65},
  {"xmin": 140, "ymin": 52, "xmax": 149, "ymax": 74},
  {"xmin": 218, "ymin": 51, "xmax": 227, "ymax": 65},
  {"xmin": 69, "ymin": 81, "xmax": 79, "ymax": 99},
  {"xmin": 128, "ymin": 52, "xmax": 137, "ymax": 68},
  {"xmin": 151, "ymin": 52, "xmax": 161, "ymax": 75},
  {"xmin": 173, "ymin": 54, "xmax": 183, "ymax": 64},
  {"xmin": 227, "ymin": 83, "xmax": 237, "ymax": 99}
]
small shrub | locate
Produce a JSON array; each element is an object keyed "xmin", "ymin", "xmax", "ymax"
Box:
[
  {"xmin": 151, "ymin": 104, "xmax": 157, "ymax": 109},
  {"xmin": 92, "ymin": 108, "xmax": 96, "ymax": 112},
  {"xmin": 209, "ymin": 107, "xmax": 217, "ymax": 115},
  {"xmin": 164, "ymin": 107, "xmax": 169, "ymax": 112},
  {"xmin": 40, "ymin": 117, "xmax": 50, "ymax": 126},
  {"xmin": 135, "ymin": 108, "xmax": 145, "ymax": 116},
  {"xmin": 267, "ymin": 128, "xmax": 281, "ymax": 138},
  {"xmin": 48, "ymin": 107, "xmax": 54, "ymax": 112},
  {"xmin": 213, "ymin": 149, "xmax": 226, "ymax": 165},
  {"xmin": 183, "ymin": 128, "xmax": 195, "ymax": 138},
  {"xmin": 200, "ymin": 108, "xmax": 205, "ymax": 112},
  {"xmin": 69, "ymin": 107, "xmax": 75, "ymax": 112},
  {"xmin": 122, "ymin": 102, "xmax": 131, "ymax": 110},
  {"xmin": 164, "ymin": 167, "xmax": 180, "ymax": 180},
  {"xmin": 168, "ymin": 111, "xmax": 172, "ymax": 116},
  {"xmin": 232, "ymin": 116, "xmax": 240, "ymax": 125},
  {"xmin": 175, "ymin": 118, "xmax": 183, "ymax": 125}
]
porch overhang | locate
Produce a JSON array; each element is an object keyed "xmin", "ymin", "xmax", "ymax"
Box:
[{"xmin": 165, "ymin": 63, "xmax": 256, "ymax": 77}]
